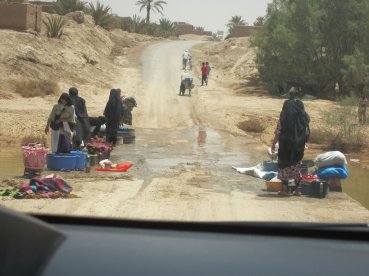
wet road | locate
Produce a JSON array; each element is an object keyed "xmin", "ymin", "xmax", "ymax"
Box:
[{"xmin": 2, "ymin": 41, "xmax": 369, "ymax": 222}]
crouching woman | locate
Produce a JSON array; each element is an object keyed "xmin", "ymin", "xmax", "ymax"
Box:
[{"xmin": 45, "ymin": 93, "xmax": 76, "ymax": 153}]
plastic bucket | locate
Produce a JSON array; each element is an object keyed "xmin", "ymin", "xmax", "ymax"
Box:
[
  {"xmin": 46, "ymin": 153, "xmax": 78, "ymax": 171},
  {"xmin": 70, "ymin": 151, "xmax": 87, "ymax": 170}
]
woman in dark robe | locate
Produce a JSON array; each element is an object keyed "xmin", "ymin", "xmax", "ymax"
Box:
[
  {"xmin": 271, "ymin": 94, "xmax": 310, "ymax": 196},
  {"xmin": 69, "ymin": 87, "xmax": 91, "ymax": 148},
  {"xmin": 103, "ymin": 89, "xmax": 122, "ymax": 146}
]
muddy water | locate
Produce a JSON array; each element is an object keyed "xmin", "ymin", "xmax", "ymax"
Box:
[
  {"xmin": 342, "ymin": 163, "xmax": 369, "ymax": 210},
  {"xmin": 3, "ymin": 129, "xmax": 369, "ymax": 210},
  {"xmin": 113, "ymin": 127, "xmax": 267, "ymax": 193},
  {"xmin": 0, "ymin": 127, "xmax": 267, "ymax": 193}
]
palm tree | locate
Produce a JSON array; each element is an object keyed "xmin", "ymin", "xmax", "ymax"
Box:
[
  {"xmin": 253, "ymin": 16, "xmax": 264, "ymax": 26},
  {"xmin": 159, "ymin": 18, "xmax": 176, "ymax": 37},
  {"xmin": 135, "ymin": 0, "xmax": 167, "ymax": 23},
  {"xmin": 226, "ymin": 15, "xmax": 247, "ymax": 35},
  {"xmin": 52, "ymin": 0, "xmax": 86, "ymax": 15},
  {"xmin": 87, "ymin": 1, "xmax": 112, "ymax": 28}
]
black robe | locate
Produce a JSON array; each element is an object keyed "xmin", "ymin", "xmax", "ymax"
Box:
[{"xmin": 278, "ymin": 100, "xmax": 310, "ymax": 169}]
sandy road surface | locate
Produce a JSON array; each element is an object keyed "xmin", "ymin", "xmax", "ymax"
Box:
[
  {"xmin": 2, "ymin": 40, "xmax": 369, "ymax": 223},
  {"xmin": 135, "ymin": 41, "xmax": 205, "ymax": 129}
]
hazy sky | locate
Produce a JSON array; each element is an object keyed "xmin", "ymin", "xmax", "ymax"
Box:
[{"xmin": 90, "ymin": 0, "xmax": 272, "ymax": 33}]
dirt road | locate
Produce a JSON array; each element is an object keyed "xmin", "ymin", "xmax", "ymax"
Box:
[
  {"xmin": 2, "ymin": 40, "xmax": 369, "ymax": 223},
  {"xmin": 135, "ymin": 40, "xmax": 205, "ymax": 129}
]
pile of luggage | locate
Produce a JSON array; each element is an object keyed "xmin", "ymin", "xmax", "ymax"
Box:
[{"xmin": 300, "ymin": 151, "xmax": 348, "ymax": 197}]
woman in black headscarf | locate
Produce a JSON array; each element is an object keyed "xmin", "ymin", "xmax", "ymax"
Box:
[
  {"xmin": 104, "ymin": 89, "xmax": 122, "ymax": 145},
  {"xmin": 45, "ymin": 93, "xmax": 76, "ymax": 153},
  {"xmin": 271, "ymin": 95, "xmax": 310, "ymax": 195}
]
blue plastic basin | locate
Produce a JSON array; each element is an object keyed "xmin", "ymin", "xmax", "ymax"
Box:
[
  {"xmin": 47, "ymin": 153, "xmax": 78, "ymax": 171},
  {"xmin": 263, "ymin": 161, "xmax": 279, "ymax": 172},
  {"xmin": 70, "ymin": 151, "xmax": 87, "ymax": 170}
]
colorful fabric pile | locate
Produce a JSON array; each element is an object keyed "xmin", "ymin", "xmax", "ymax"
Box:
[
  {"xmin": 86, "ymin": 137, "xmax": 113, "ymax": 155},
  {"xmin": 0, "ymin": 175, "xmax": 75, "ymax": 199}
]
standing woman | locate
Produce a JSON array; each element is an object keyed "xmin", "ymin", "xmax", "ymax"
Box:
[
  {"xmin": 45, "ymin": 93, "xmax": 76, "ymax": 153},
  {"xmin": 104, "ymin": 89, "xmax": 122, "ymax": 146},
  {"xmin": 271, "ymin": 95, "xmax": 310, "ymax": 196}
]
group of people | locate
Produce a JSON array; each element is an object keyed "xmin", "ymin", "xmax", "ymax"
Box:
[
  {"xmin": 181, "ymin": 50, "xmax": 211, "ymax": 86},
  {"xmin": 45, "ymin": 87, "xmax": 137, "ymax": 153}
]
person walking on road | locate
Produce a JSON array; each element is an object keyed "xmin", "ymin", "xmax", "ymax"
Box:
[
  {"xmin": 271, "ymin": 92, "xmax": 310, "ymax": 196},
  {"xmin": 358, "ymin": 93, "xmax": 368, "ymax": 124},
  {"xmin": 206, "ymin": 62, "xmax": 211, "ymax": 85},
  {"xmin": 201, "ymin": 62, "xmax": 209, "ymax": 86},
  {"xmin": 182, "ymin": 50, "xmax": 191, "ymax": 70}
]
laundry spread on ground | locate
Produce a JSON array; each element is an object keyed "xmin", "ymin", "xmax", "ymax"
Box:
[{"xmin": 0, "ymin": 174, "xmax": 76, "ymax": 199}]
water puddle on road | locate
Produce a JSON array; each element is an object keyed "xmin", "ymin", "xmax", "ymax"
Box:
[{"xmin": 2, "ymin": 128, "xmax": 369, "ymax": 209}]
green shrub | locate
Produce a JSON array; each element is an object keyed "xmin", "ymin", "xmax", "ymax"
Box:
[
  {"xmin": 320, "ymin": 97, "xmax": 366, "ymax": 152},
  {"xmin": 15, "ymin": 80, "xmax": 59, "ymax": 98},
  {"xmin": 52, "ymin": 0, "xmax": 86, "ymax": 15},
  {"xmin": 43, "ymin": 16, "xmax": 66, "ymax": 39},
  {"xmin": 87, "ymin": 1, "xmax": 112, "ymax": 28}
]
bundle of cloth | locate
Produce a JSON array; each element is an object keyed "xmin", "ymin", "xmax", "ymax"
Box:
[
  {"xmin": 314, "ymin": 151, "xmax": 348, "ymax": 180},
  {"xmin": 86, "ymin": 137, "xmax": 113, "ymax": 155},
  {"xmin": 233, "ymin": 161, "xmax": 278, "ymax": 181},
  {"xmin": 0, "ymin": 175, "xmax": 74, "ymax": 199}
]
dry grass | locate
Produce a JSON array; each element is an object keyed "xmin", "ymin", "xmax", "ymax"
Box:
[
  {"xmin": 21, "ymin": 135, "xmax": 47, "ymax": 147},
  {"xmin": 15, "ymin": 80, "xmax": 59, "ymax": 98},
  {"xmin": 238, "ymin": 119, "xmax": 266, "ymax": 133},
  {"xmin": 308, "ymin": 128, "xmax": 327, "ymax": 144}
]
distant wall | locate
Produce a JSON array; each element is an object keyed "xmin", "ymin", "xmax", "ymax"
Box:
[
  {"xmin": 174, "ymin": 22, "xmax": 212, "ymax": 36},
  {"xmin": 0, "ymin": 3, "xmax": 42, "ymax": 32},
  {"xmin": 232, "ymin": 26, "xmax": 264, "ymax": 37},
  {"xmin": 175, "ymin": 23, "xmax": 193, "ymax": 35},
  {"xmin": 190, "ymin": 30, "xmax": 212, "ymax": 36},
  {"xmin": 29, "ymin": 1, "xmax": 54, "ymax": 13}
]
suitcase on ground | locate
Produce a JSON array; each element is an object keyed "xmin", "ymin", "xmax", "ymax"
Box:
[{"xmin": 309, "ymin": 180, "xmax": 329, "ymax": 198}]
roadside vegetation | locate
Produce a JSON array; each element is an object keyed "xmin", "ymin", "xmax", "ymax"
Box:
[
  {"xmin": 226, "ymin": 15, "xmax": 247, "ymax": 38},
  {"xmin": 43, "ymin": 15, "xmax": 66, "ymax": 38},
  {"xmin": 252, "ymin": 0, "xmax": 369, "ymax": 99},
  {"xmin": 87, "ymin": 1, "xmax": 112, "ymax": 28},
  {"xmin": 15, "ymin": 80, "xmax": 59, "ymax": 98},
  {"xmin": 320, "ymin": 97, "xmax": 366, "ymax": 152}
]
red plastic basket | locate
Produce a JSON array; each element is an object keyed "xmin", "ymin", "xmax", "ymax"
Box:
[{"xmin": 22, "ymin": 145, "xmax": 49, "ymax": 170}]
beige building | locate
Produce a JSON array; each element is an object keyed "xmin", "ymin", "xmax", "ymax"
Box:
[{"xmin": 0, "ymin": 2, "xmax": 42, "ymax": 32}]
